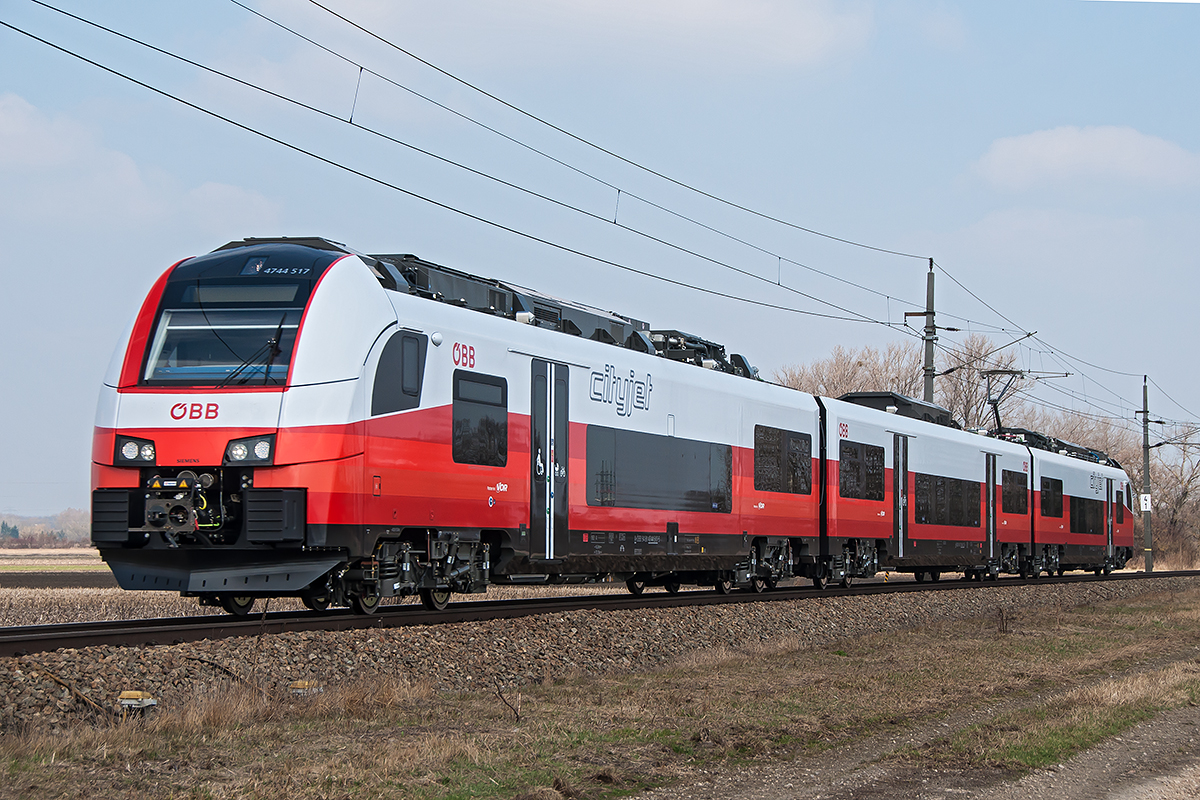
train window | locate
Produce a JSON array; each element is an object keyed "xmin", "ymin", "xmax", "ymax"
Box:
[
  {"xmin": 1115, "ymin": 491, "xmax": 1125, "ymax": 524},
  {"xmin": 1040, "ymin": 477, "xmax": 1064, "ymax": 518},
  {"xmin": 839, "ymin": 440, "xmax": 885, "ymax": 501},
  {"xmin": 586, "ymin": 426, "xmax": 732, "ymax": 513},
  {"xmin": 371, "ymin": 332, "xmax": 427, "ymax": 416},
  {"xmin": 452, "ymin": 370, "xmax": 507, "ymax": 467},
  {"xmin": 754, "ymin": 425, "xmax": 812, "ymax": 495},
  {"xmin": 914, "ymin": 474, "xmax": 982, "ymax": 527},
  {"xmin": 143, "ymin": 308, "xmax": 302, "ymax": 385},
  {"xmin": 1070, "ymin": 496, "xmax": 1105, "ymax": 535},
  {"xmin": 1001, "ymin": 469, "xmax": 1028, "ymax": 515}
]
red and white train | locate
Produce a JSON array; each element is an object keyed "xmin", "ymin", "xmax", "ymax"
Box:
[{"xmin": 90, "ymin": 237, "xmax": 1136, "ymax": 614}]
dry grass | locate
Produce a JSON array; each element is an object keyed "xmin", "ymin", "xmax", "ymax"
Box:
[
  {"xmin": 5, "ymin": 587, "xmax": 1200, "ymax": 798},
  {"xmin": 914, "ymin": 661, "xmax": 1200, "ymax": 770}
]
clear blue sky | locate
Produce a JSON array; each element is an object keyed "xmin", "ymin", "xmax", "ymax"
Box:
[{"xmin": 1, "ymin": 0, "xmax": 1197, "ymax": 515}]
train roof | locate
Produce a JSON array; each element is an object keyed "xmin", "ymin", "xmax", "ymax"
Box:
[
  {"xmin": 990, "ymin": 428, "xmax": 1122, "ymax": 468},
  {"xmin": 210, "ymin": 238, "xmax": 1121, "ymax": 467},
  {"xmin": 215, "ymin": 237, "xmax": 762, "ymax": 380},
  {"xmin": 836, "ymin": 391, "xmax": 960, "ymax": 428}
]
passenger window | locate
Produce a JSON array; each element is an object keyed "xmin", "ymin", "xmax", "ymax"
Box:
[
  {"xmin": 754, "ymin": 425, "xmax": 812, "ymax": 495},
  {"xmin": 1070, "ymin": 496, "xmax": 1105, "ymax": 535},
  {"xmin": 1040, "ymin": 476, "xmax": 1064, "ymax": 518},
  {"xmin": 839, "ymin": 440, "xmax": 885, "ymax": 501},
  {"xmin": 1115, "ymin": 491, "xmax": 1124, "ymax": 524},
  {"xmin": 371, "ymin": 332, "xmax": 427, "ymax": 416},
  {"xmin": 586, "ymin": 426, "xmax": 732, "ymax": 513},
  {"xmin": 1001, "ymin": 469, "xmax": 1028, "ymax": 515},
  {"xmin": 915, "ymin": 474, "xmax": 981, "ymax": 527},
  {"xmin": 452, "ymin": 370, "xmax": 507, "ymax": 466}
]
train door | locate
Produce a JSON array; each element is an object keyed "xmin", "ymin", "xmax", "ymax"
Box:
[
  {"xmin": 893, "ymin": 434, "xmax": 909, "ymax": 558},
  {"xmin": 986, "ymin": 454, "xmax": 997, "ymax": 560},
  {"xmin": 1106, "ymin": 478, "xmax": 1115, "ymax": 560},
  {"xmin": 530, "ymin": 360, "xmax": 569, "ymax": 561}
]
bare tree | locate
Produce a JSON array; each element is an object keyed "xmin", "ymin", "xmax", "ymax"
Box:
[
  {"xmin": 775, "ymin": 342, "xmax": 923, "ymax": 398},
  {"xmin": 774, "ymin": 334, "xmax": 1027, "ymax": 430},
  {"xmin": 936, "ymin": 333, "xmax": 1029, "ymax": 430}
]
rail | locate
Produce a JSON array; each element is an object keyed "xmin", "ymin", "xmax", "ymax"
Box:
[{"xmin": 1, "ymin": 570, "xmax": 1193, "ymax": 658}]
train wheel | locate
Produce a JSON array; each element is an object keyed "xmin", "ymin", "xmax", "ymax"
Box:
[
  {"xmin": 664, "ymin": 580, "xmax": 682, "ymax": 595},
  {"xmin": 747, "ymin": 576, "xmax": 767, "ymax": 593},
  {"xmin": 914, "ymin": 571, "xmax": 926, "ymax": 583},
  {"xmin": 301, "ymin": 592, "xmax": 331, "ymax": 612},
  {"xmin": 220, "ymin": 595, "xmax": 255, "ymax": 616},
  {"xmin": 812, "ymin": 575, "xmax": 826, "ymax": 590},
  {"xmin": 839, "ymin": 575, "xmax": 854, "ymax": 589},
  {"xmin": 715, "ymin": 578, "xmax": 734, "ymax": 595},
  {"xmin": 625, "ymin": 578, "xmax": 646, "ymax": 596},
  {"xmin": 351, "ymin": 591, "xmax": 381, "ymax": 615},
  {"xmin": 929, "ymin": 571, "xmax": 940, "ymax": 582},
  {"xmin": 1057, "ymin": 568, "xmax": 1066, "ymax": 577},
  {"xmin": 419, "ymin": 588, "xmax": 451, "ymax": 611}
]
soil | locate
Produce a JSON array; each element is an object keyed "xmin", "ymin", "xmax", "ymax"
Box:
[{"xmin": 635, "ymin": 672, "xmax": 1200, "ymax": 800}]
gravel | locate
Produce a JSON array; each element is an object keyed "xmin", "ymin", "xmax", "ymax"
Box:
[{"xmin": 2, "ymin": 576, "xmax": 1195, "ymax": 732}]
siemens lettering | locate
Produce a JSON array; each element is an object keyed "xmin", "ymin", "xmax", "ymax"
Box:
[{"xmin": 589, "ymin": 365, "xmax": 652, "ymax": 416}]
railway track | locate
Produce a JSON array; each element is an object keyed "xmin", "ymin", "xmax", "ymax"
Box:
[{"xmin": 1, "ymin": 570, "xmax": 1192, "ymax": 658}]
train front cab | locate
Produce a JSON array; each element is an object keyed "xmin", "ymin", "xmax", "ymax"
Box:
[{"xmin": 90, "ymin": 241, "xmax": 399, "ymax": 612}]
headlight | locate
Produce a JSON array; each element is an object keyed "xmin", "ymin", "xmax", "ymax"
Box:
[
  {"xmin": 224, "ymin": 434, "xmax": 275, "ymax": 465},
  {"xmin": 115, "ymin": 436, "xmax": 156, "ymax": 465}
]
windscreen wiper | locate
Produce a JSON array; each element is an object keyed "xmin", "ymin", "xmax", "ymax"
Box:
[
  {"xmin": 216, "ymin": 314, "xmax": 288, "ymax": 388},
  {"xmin": 261, "ymin": 315, "xmax": 286, "ymax": 385}
]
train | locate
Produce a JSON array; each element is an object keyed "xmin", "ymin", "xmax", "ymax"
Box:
[{"xmin": 90, "ymin": 237, "xmax": 1136, "ymax": 615}]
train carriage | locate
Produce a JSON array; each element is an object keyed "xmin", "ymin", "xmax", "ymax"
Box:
[{"xmin": 90, "ymin": 237, "xmax": 1135, "ymax": 614}]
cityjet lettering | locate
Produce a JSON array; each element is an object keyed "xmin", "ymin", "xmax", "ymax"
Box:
[{"xmin": 589, "ymin": 365, "xmax": 652, "ymax": 416}]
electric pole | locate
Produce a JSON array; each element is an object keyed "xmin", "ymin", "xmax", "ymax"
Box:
[
  {"xmin": 1141, "ymin": 377, "xmax": 1154, "ymax": 572},
  {"xmin": 922, "ymin": 259, "xmax": 936, "ymax": 402}
]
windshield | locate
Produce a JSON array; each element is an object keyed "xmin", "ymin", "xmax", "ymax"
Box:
[{"xmin": 143, "ymin": 307, "xmax": 302, "ymax": 385}]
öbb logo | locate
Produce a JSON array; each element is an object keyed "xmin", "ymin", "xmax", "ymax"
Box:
[
  {"xmin": 171, "ymin": 403, "xmax": 219, "ymax": 420},
  {"xmin": 452, "ymin": 342, "xmax": 476, "ymax": 368}
]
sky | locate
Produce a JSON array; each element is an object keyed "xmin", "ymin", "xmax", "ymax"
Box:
[{"xmin": 1, "ymin": 0, "xmax": 1198, "ymax": 516}]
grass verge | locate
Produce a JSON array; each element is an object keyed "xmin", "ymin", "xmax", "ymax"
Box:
[{"xmin": 4, "ymin": 587, "xmax": 1200, "ymax": 798}]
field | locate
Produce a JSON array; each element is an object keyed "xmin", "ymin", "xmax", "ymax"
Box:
[{"xmin": 2, "ymin": 573, "xmax": 1199, "ymax": 798}]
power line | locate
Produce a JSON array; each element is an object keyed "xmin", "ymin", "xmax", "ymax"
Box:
[
  {"xmin": 0, "ymin": 16, "xmax": 914, "ymax": 331},
  {"xmin": 20, "ymin": 0, "xmax": 917, "ymax": 333},
  {"xmin": 228, "ymin": 0, "xmax": 939, "ymax": 307},
  {"xmin": 1149, "ymin": 377, "xmax": 1200, "ymax": 421},
  {"xmin": 300, "ymin": 0, "xmax": 931, "ymax": 261},
  {"xmin": 227, "ymin": 0, "xmax": 1031, "ymax": 335},
  {"xmin": 935, "ymin": 258, "xmax": 1188, "ymax": 424}
]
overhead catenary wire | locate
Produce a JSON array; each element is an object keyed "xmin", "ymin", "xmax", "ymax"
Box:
[
  {"xmin": 0, "ymin": 17, "xmax": 918, "ymax": 332},
  {"xmin": 12, "ymin": 3, "xmax": 1193, "ymax": 431},
  {"xmin": 934, "ymin": 257, "xmax": 1189, "ymax": 427},
  {"xmin": 301, "ymin": 0, "xmax": 931, "ymax": 262},
  {"xmin": 16, "ymin": 1, "xmax": 920, "ymax": 334},
  {"xmin": 225, "ymin": 0, "xmax": 999, "ymax": 325}
]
